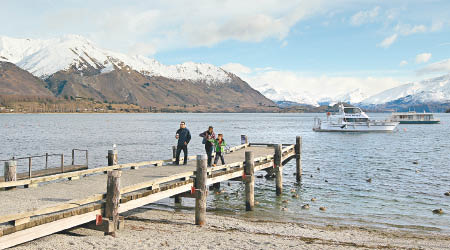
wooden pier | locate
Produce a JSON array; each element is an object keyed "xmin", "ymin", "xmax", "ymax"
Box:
[{"xmin": 0, "ymin": 137, "xmax": 301, "ymax": 249}]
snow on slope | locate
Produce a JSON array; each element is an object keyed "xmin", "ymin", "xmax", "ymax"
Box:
[
  {"xmin": 361, "ymin": 74, "xmax": 450, "ymax": 104},
  {"xmin": 257, "ymin": 84, "xmax": 319, "ymax": 106},
  {"xmin": 0, "ymin": 35, "xmax": 231, "ymax": 84}
]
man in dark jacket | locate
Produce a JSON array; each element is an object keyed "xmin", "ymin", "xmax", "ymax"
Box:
[{"xmin": 175, "ymin": 121, "xmax": 191, "ymax": 165}]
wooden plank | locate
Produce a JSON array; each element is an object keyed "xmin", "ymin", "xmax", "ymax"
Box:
[
  {"xmin": 0, "ymin": 165, "xmax": 87, "ymax": 182},
  {"xmin": 118, "ymin": 184, "xmax": 193, "ymax": 213},
  {"xmin": 0, "ymin": 210, "xmax": 101, "ymax": 249},
  {"xmin": 119, "ymin": 171, "xmax": 194, "ymax": 194}
]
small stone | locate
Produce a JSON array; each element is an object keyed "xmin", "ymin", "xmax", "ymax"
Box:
[
  {"xmin": 301, "ymin": 204, "xmax": 310, "ymax": 209},
  {"xmin": 227, "ymin": 182, "xmax": 231, "ymax": 186},
  {"xmin": 310, "ymin": 175, "xmax": 313, "ymax": 178},
  {"xmin": 255, "ymin": 201, "xmax": 260, "ymax": 205},
  {"xmin": 281, "ymin": 207, "xmax": 288, "ymax": 211},
  {"xmin": 432, "ymin": 208, "xmax": 444, "ymax": 214},
  {"xmin": 290, "ymin": 188, "xmax": 296, "ymax": 193},
  {"xmin": 413, "ymin": 161, "xmax": 419, "ymax": 165},
  {"xmin": 317, "ymin": 167, "xmax": 320, "ymax": 171},
  {"xmin": 292, "ymin": 194, "xmax": 299, "ymax": 198},
  {"xmin": 293, "ymin": 173, "xmax": 296, "ymax": 176},
  {"xmin": 224, "ymin": 195, "xmax": 229, "ymax": 200},
  {"xmin": 319, "ymin": 206, "xmax": 326, "ymax": 211},
  {"xmin": 366, "ymin": 178, "xmax": 372, "ymax": 183},
  {"xmin": 282, "ymin": 199, "xmax": 289, "ymax": 203},
  {"xmin": 325, "ymin": 180, "xmax": 328, "ymax": 183},
  {"xmin": 445, "ymin": 192, "xmax": 450, "ymax": 196},
  {"xmin": 415, "ymin": 170, "xmax": 420, "ymax": 173},
  {"xmin": 311, "ymin": 198, "xmax": 316, "ymax": 202}
]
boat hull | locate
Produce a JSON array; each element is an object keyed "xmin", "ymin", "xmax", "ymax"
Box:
[{"xmin": 313, "ymin": 122, "xmax": 399, "ymax": 132}]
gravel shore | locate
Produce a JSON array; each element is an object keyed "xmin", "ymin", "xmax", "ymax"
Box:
[{"xmin": 14, "ymin": 208, "xmax": 450, "ymax": 249}]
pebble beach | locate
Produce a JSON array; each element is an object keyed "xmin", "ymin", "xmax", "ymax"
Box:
[{"xmin": 14, "ymin": 208, "xmax": 450, "ymax": 250}]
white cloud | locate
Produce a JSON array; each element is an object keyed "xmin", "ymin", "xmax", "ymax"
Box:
[
  {"xmin": 394, "ymin": 24, "xmax": 427, "ymax": 35},
  {"xmin": 399, "ymin": 60, "xmax": 408, "ymax": 66},
  {"xmin": 415, "ymin": 53, "xmax": 432, "ymax": 64},
  {"xmin": 377, "ymin": 34, "xmax": 398, "ymax": 48},
  {"xmin": 416, "ymin": 58, "xmax": 450, "ymax": 75},
  {"xmin": 221, "ymin": 63, "xmax": 253, "ymax": 74},
  {"xmin": 128, "ymin": 42, "xmax": 157, "ymax": 56},
  {"xmin": 350, "ymin": 6, "xmax": 380, "ymax": 26}
]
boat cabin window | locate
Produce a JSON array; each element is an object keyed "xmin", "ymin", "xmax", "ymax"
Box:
[
  {"xmin": 344, "ymin": 108, "xmax": 361, "ymax": 114},
  {"xmin": 344, "ymin": 118, "xmax": 368, "ymax": 122}
]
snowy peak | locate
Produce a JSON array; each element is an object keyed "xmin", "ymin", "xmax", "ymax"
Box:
[
  {"xmin": 0, "ymin": 35, "xmax": 232, "ymax": 84},
  {"xmin": 361, "ymin": 74, "xmax": 450, "ymax": 104}
]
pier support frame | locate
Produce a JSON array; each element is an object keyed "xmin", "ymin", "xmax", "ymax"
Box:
[
  {"xmin": 244, "ymin": 151, "xmax": 255, "ymax": 211},
  {"xmin": 295, "ymin": 136, "xmax": 302, "ymax": 182},
  {"xmin": 275, "ymin": 144, "xmax": 283, "ymax": 196},
  {"xmin": 195, "ymin": 155, "xmax": 207, "ymax": 226}
]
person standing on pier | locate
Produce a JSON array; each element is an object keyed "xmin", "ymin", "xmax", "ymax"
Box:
[
  {"xmin": 175, "ymin": 121, "xmax": 191, "ymax": 165},
  {"xmin": 199, "ymin": 126, "xmax": 216, "ymax": 167},
  {"xmin": 211, "ymin": 133, "xmax": 227, "ymax": 166}
]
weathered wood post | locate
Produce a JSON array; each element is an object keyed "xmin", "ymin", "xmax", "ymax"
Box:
[
  {"xmin": 28, "ymin": 157, "xmax": 32, "ymax": 179},
  {"xmin": 105, "ymin": 170, "xmax": 121, "ymax": 236},
  {"xmin": 174, "ymin": 195, "xmax": 182, "ymax": 204},
  {"xmin": 275, "ymin": 144, "xmax": 283, "ymax": 196},
  {"xmin": 172, "ymin": 146, "xmax": 177, "ymax": 161},
  {"xmin": 60, "ymin": 154, "xmax": 64, "ymax": 173},
  {"xmin": 295, "ymin": 136, "xmax": 302, "ymax": 182},
  {"xmin": 195, "ymin": 154, "xmax": 207, "ymax": 226},
  {"xmin": 244, "ymin": 151, "xmax": 255, "ymax": 211},
  {"xmin": 108, "ymin": 148, "xmax": 118, "ymax": 166},
  {"xmin": 85, "ymin": 150, "xmax": 89, "ymax": 167},
  {"xmin": 72, "ymin": 149, "xmax": 75, "ymax": 165},
  {"xmin": 45, "ymin": 153, "xmax": 48, "ymax": 169},
  {"xmin": 4, "ymin": 160, "xmax": 17, "ymax": 190}
]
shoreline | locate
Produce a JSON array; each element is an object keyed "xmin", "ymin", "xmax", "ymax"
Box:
[{"xmin": 14, "ymin": 208, "xmax": 450, "ymax": 249}]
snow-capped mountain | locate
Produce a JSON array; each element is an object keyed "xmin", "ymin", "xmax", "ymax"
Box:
[
  {"xmin": 0, "ymin": 35, "xmax": 231, "ymax": 84},
  {"xmin": 361, "ymin": 74, "xmax": 450, "ymax": 105},
  {"xmin": 257, "ymin": 84, "xmax": 319, "ymax": 106}
]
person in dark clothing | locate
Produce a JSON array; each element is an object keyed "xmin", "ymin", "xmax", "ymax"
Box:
[
  {"xmin": 199, "ymin": 126, "xmax": 216, "ymax": 167},
  {"xmin": 175, "ymin": 121, "xmax": 191, "ymax": 165}
]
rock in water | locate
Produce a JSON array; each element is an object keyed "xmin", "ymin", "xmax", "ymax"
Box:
[
  {"xmin": 301, "ymin": 204, "xmax": 310, "ymax": 209},
  {"xmin": 311, "ymin": 198, "xmax": 316, "ymax": 202},
  {"xmin": 444, "ymin": 192, "xmax": 450, "ymax": 196},
  {"xmin": 366, "ymin": 178, "xmax": 372, "ymax": 183},
  {"xmin": 292, "ymin": 194, "xmax": 299, "ymax": 198},
  {"xmin": 319, "ymin": 207, "xmax": 326, "ymax": 211}
]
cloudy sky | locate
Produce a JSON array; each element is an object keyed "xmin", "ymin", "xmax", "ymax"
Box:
[{"xmin": 1, "ymin": 0, "xmax": 449, "ymax": 98}]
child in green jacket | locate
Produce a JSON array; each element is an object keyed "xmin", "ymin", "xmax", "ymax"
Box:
[{"xmin": 210, "ymin": 134, "xmax": 226, "ymax": 166}]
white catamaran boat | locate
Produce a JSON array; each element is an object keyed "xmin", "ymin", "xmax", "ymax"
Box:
[{"xmin": 313, "ymin": 104, "xmax": 399, "ymax": 132}]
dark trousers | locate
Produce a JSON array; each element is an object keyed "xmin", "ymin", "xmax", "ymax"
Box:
[
  {"xmin": 214, "ymin": 151, "xmax": 225, "ymax": 165},
  {"xmin": 205, "ymin": 143, "xmax": 214, "ymax": 166},
  {"xmin": 175, "ymin": 144, "xmax": 188, "ymax": 165}
]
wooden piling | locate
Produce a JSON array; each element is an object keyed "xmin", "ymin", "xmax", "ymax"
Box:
[
  {"xmin": 195, "ymin": 154, "xmax": 207, "ymax": 226},
  {"xmin": 295, "ymin": 136, "xmax": 302, "ymax": 182},
  {"xmin": 275, "ymin": 144, "xmax": 283, "ymax": 196},
  {"xmin": 108, "ymin": 149, "xmax": 118, "ymax": 166},
  {"xmin": 174, "ymin": 195, "xmax": 182, "ymax": 204},
  {"xmin": 45, "ymin": 153, "xmax": 48, "ymax": 169},
  {"xmin": 4, "ymin": 160, "xmax": 17, "ymax": 186},
  {"xmin": 60, "ymin": 155, "xmax": 64, "ymax": 173},
  {"xmin": 172, "ymin": 146, "xmax": 177, "ymax": 163},
  {"xmin": 72, "ymin": 149, "xmax": 75, "ymax": 166},
  {"xmin": 105, "ymin": 170, "xmax": 121, "ymax": 236},
  {"xmin": 28, "ymin": 157, "xmax": 32, "ymax": 179},
  {"xmin": 244, "ymin": 151, "xmax": 255, "ymax": 211}
]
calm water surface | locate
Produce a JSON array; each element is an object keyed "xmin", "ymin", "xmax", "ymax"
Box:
[{"xmin": 0, "ymin": 113, "xmax": 449, "ymax": 233}]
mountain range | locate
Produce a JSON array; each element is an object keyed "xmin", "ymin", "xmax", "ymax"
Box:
[
  {"xmin": 261, "ymin": 74, "xmax": 450, "ymax": 111},
  {"xmin": 0, "ymin": 35, "xmax": 275, "ymax": 112}
]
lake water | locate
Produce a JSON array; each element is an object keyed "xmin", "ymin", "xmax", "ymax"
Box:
[{"xmin": 1, "ymin": 113, "xmax": 449, "ymax": 234}]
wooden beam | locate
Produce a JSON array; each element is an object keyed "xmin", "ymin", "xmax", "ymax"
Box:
[
  {"xmin": 195, "ymin": 155, "xmax": 207, "ymax": 226},
  {"xmin": 0, "ymin": 210, "xmax": 101, "ymax": 249}
]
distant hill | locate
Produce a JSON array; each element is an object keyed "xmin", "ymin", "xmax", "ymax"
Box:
[{"xmin": 0, "ymin": 35, "xmax": 275, "ymax": 112}]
